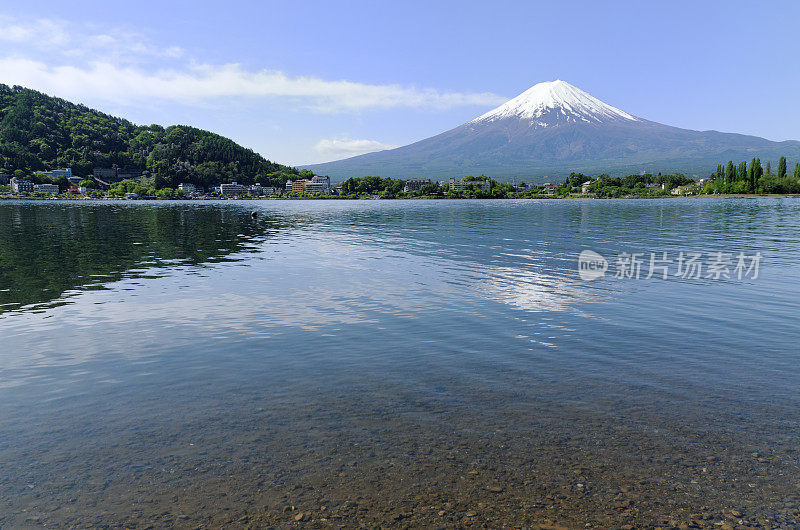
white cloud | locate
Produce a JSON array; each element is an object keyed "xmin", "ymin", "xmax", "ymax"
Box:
[
  {"xmin": 0, "ymin": 18, "xmax": 70, "ymax": 48},
  {"xmin": 314, "ymin": 137, "xmax": 400, "ymax": 160},
  {"xmin": 0, "ymin": 57, "xmax": 505, "ymax": 113},
  {"xmin": 0, "ymin": 15, "xmax": 505, "ymax": 114},
  {"xmin": 0, "ymin": 16, "xmax": 182, "ymax": 60}
]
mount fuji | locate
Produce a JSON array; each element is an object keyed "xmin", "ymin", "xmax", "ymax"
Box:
[{"xmin": 304, "ymin": 80, "xmax": 800, "ymax": 180}]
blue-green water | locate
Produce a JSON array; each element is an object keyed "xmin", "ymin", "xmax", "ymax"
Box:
[{"xmin": 1, "ymin": 199, "xmax": 799, "ymax": 527}]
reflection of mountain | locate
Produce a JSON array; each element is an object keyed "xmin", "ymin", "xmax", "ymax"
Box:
[{"xmin": 0, "ymin": 203, "xmax": 293, "ymax": 315}]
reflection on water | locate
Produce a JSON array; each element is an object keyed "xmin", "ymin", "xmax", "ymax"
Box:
[
  {"xmin": 1, "ymin": 198, "xmax": 800, "ymax": 527},
  {"xmin": 0, "ymin": 202, "xmax": 298, "ymax": 314}
]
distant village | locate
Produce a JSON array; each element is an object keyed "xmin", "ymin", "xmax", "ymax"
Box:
[
  {"xmin": 0, "ymin": 166, "xmax": 714, "ymax": 200},
  {"xmin": 0, "ymin": 167, "xmax": 562, "ymax": 199}
]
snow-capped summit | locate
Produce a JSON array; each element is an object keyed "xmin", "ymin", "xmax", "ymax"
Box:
[{"xmin": 472, "ymin": 80, "xmax": 638, "ymax": 126}]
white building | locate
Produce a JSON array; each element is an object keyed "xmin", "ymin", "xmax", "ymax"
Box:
[
  {"xmin": 10, "ymin": 177, "xmax": 34, "ymax": 193},
  {"xmin": 219, "ymin": 182, "xmax": 246, "ymax": 196},
  {"xmin": 581, "ymin": 180, "xmax": 592, "ymax": 194},
  {"xmin": 403, "ymin": 178, "xmax": 431, "ymax": 192},
  {"xmin": 542, "ymin": 183, "xmax": 556, "ymax": 195},
  {"xmin": 178, "ymin": 183, "xmax": 197, "ymax": 195},
  {"xmin": 671, "ymin": 185, "xmax": 697, "ymax": 196},
  {"xmin": 34, "ymin": 183, "xmax": 60, "ymax": 194},
  {"xmin": 449, "ymin": 177, "xmax": 491, "ymax": 192},
  {"xmin": 248, "ymin": 184, "xmax": 264, "ymax": 196},
  {"xmin": 305, "ymin": 175, "xmax": 331, "ymax": 193}
]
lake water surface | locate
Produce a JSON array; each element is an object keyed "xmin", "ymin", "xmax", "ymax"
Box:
[{"xmin": 1, "ymin": 198, "xmax": 799, "ymax": 528}]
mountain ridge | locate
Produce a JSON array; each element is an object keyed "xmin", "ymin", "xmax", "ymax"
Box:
[{"xmin": 303, "ymin": 80, "xmax": 800, "ymax": 181}]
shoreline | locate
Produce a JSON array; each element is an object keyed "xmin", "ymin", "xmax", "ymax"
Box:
[{"xmin": 3, "ymin": 193, "xmax": 800, "ymax": 201}]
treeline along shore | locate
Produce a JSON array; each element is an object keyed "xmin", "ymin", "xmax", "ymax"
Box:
[{"xmin": 3, "ymin": 163, "xmax": 800, "ymax": 200}]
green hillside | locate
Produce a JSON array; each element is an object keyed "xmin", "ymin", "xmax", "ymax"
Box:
[{"xmin": 0, "ymin": 84, "xmax": 300, "ymax": 189}]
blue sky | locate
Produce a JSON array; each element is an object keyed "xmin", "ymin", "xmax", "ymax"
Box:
[{"xmin": 1, "ymin": 0, "xmax": 799, "ymax": 165}]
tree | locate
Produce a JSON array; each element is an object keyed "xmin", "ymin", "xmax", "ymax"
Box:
[
  {"xmin": 795, "ymin": 163, "xmax": 800, "ymax": 180},
  {"xmin": 778, "ymin": 156, "xmax": 787, "ymax": 179},
  {"xmin": 737, "ymin": 161, "xmax": 747, "ymax": 182},
  {"xmin": 725, "ymin": 161, "xmax": 735, "ymax": 183},
  {"xmin": 0, "ymin": 84, "xmax": 300, "ymax": 189},
  {"xmin": 766, "ymin": 161, "xmax": 772, "ymax": 176},
  {"xmin": 751, "ymin": 158, "xmax": 763, "ymax": 192}
]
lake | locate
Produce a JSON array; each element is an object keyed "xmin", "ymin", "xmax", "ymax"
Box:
[{"xmin": 1, "ymin": 198, "xmax": 799, "ymax": 528}]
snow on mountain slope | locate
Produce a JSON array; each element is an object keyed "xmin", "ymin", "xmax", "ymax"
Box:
[{"xmin": 472, "ymin": 80, "xmax": 638, "ymax": 126}]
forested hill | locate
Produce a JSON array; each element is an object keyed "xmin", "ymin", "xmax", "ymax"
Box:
[{"xmin": 0, "ymin": 84, "xmax": 300, "ymax": 188}]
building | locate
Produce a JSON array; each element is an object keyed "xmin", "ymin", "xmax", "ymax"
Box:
[
  {"xmin": 581, "ymin": 181, "xmax": 592, "ymax": 194},
  {"xmin": 10, "ymin": 177, "xmax": 34, "ymax": 194},
  {"xmin": 291, "ymin": 180, "xmax": 308, "ymax": 193},
  {"xmin": 178, "ymin": 183, "xmax": 197, "ymax": 196},
  {"xmin": 285, "ymin": 180, "xmax": 293, "ymax": 193},
  {"xmin": 248, "ymin": 184, "xmax": 264, "ymax": 196},
  {"xmin": 671, "ymin": 185, "xmax": 697, "ymax": 196},
  {"xmin": 67, "ymin": 176, "xmax": 82, "ymax": 186},
  {"xmin": 117, "ymin": 169, "xmax": 143, "ymax": 180},
  {"xmin": 305, "ymin": 175, "xmax": 331, "ymax": 193},
  {"xmin": 34, "ymin": 183, "xmax": 60, "ymax": 194},
  {"xmin": 94, "ymin": 168, "xmax": 119, "ymax": 181},
  {"xmin": 449, "ymin": 177, "xmax": 491, "ymax": 192},
  {"xmin": 219, "ymin": 182, "xmax": 246, "ymax": 196},
  {"xmin": 93, "ymin": 167, "xmax": 143, "ymax": 183},
  {"xmin": 542, "ymin": 183, "xmax": 556, "ymax": 195},
  {"xmin": 262, "ymin": 186, "xmax": 277, "ymax": 195},
  {"xmin": 37, "ymin": 168, "xmax": 72, "ymax": 180},
  {"xmin": 403, "ymin": 178, "xmax": 431, "ymax": 192}
]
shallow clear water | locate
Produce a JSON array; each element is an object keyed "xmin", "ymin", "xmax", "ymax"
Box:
[{"xmin": 1, "ymin": 198, "xmax": 799, "ymax": 527}]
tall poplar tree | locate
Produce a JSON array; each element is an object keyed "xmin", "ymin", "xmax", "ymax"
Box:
[
  {"xmin": 752, "ymin": 158, "xmax": 763, "ymax": 192},
  {"xmin": 778, "ymin": 156, "xmax": 787, "ymax": 178},
  {"xmin": 738, "ymin": 161, "xmax": 747, "ymax": 182}
]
